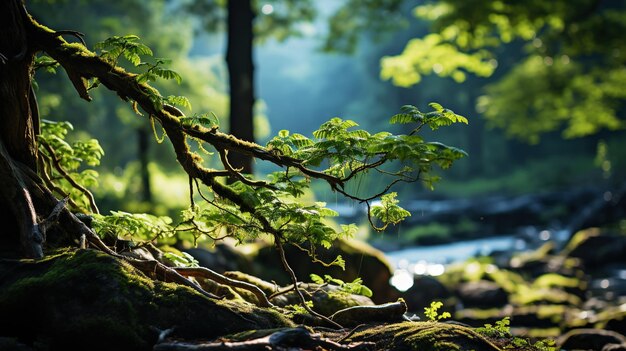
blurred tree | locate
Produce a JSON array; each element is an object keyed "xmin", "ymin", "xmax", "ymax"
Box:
[
  {"xmin": 382, "ymin": 0, "xmax": 626, "ymax": 144},
  {"xmin": 185, "ymin": 0, "xmax": 407, "ymax": 174},
  {"xmin": 184, "ymin": 0, "xmax": 317, "ymax": 173}
]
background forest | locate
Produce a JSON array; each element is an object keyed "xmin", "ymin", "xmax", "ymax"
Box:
[{"xmin": 30, "ymin": 0, "xmax": 625, "ymax": 214}]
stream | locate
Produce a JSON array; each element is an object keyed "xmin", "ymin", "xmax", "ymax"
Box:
[{"xmin": 383, "ymin": 235, "xmax": 519, "ymax": 291}]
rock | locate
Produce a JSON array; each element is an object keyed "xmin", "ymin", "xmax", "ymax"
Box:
[
  {"xmin": 330, "ymin": 299, "xmax": 407, "ymax": 327},
  {"xmin": 0, "ymin": 337, "xmax": 33, "ymax": 351},
  {"xmin": 346, "ymin": 321, "xmax": 502, "ymax": 351},
  {"xmin": 223, "ymin": 270, "xmax": 277, "ymax": 295},
  {"xmin": 401, "ymin": 275, "xmax": 452, "ymax": 313},
  {"xmin": 558, "ymin": 328, "xmax": 626, "ymax": 351},
  {"xmin": 456, "ymin": 280, "xmax": 508, "ymax": 308},
  {"xmin": 0, "ymin": 249, "xmax": 291, "ymax": 350},
  {"xmin": 459, "ymin": 304, "xmax": 571, "ymax": 330},
  {"xmin": 200, "ymin": 271, "xmax": 376, "ymax": 317},
  {"xmin": 583, "ymin": 297, "xmax": 611, "ymax": 311},
  {"xmin": 603, "ymin": 308, "xmax": 626, "ymax": 335},
  {"xmin": 272, "ymin": 283, "xmax": 374, "ymax": 316},
  {"xmin": 185, "ymin": 242, "xmax": 252, "ymax": 273},
  {"xmin": 272, "ymin": 284, "xmax": 374, "ymax": 316},
  {"xmin": 253, "ymin": 238, "xmax": 398, "ymax": 304},
  {"xmin": 604, "ymin": 343, "xmax": 626, "ymax": 351},
  {"xmin": 562, "ymin": 228, "xmax": 626, "ymax": 269}
]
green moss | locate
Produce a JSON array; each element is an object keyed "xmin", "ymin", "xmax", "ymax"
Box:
[
  {"xmin": 532, "ymin": 273, "xmax": 585, "ymax": 290},
  {"xmin": 315, "ymin": 290, "xmax": 366, "ymax": 316},
  {"xmin": 561, "ymin": 228, "xmax": 601, "ymax": 256},
  {"xmin": 509, "ymin": 242, "xmax": 554, "ymax": 268},
  {"xmin": 0, "ymin": 249, "xmax": 292, "ymax": 350},
  {"xmin": 456, "ymin": 307, "xmax": 503, "ymax": 320},
  {"xmin": 510, "ymin": 286, "xmax": 581, "ymax": 306},
  {"xmin": 347, "ymin": 322, "xmax": 502, "ymax": 351}
]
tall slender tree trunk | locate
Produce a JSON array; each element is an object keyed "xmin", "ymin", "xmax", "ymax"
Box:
[
  {"xmin": 137, "ymin": 126, "xmax": 153, "ymax": 203},
  {"xmin": 226, "ymin": 0, "xmax": 255, "ymax": 174},
  {"xmin": 0, "ymin": 0, "xmax": 44, "ymax": 257}
]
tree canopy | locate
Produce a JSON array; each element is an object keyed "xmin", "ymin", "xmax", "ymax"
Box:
[{"xmin": 382, "ymin": 0, "xmax": 626, "ymax": 143}]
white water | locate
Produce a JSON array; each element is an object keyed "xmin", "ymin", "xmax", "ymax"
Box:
[
  {"xmin": 384, "ymin": 235, "xmax": 518, "ymax": 291},
  {"xmin": 385, "ymin": 235, "xmax": 517, "ymax": 266}
]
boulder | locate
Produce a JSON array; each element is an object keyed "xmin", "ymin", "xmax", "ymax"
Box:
[
  {"xmin": 0, "ymin": 249, "xmax": 291, "ymax": 351},
  {"xmin": 558, "ymin": 328, "xmax": 626, "ymax": 351},
  {"xmin": 346, "ymin": 321, "xmax": 502, "ymax": 351},
  {"xmin": 401, "ymin": 275, "xmax": 452, "ymax": 313},
  {"xmin": 185, "ymin": 242, "xmax": 252, "ymax": 273},
  {"xmin": 252, "ymin": 238, "xmax": 398, "ymax": 304},
  {"xmin": 562, "ymin": 228, "xmax": 626, "ymax": 269},
  {"xmin": 271, "ymin": 283, "xmax": 374, "ymax": 316},
  {"xmin": 604, "ymin": 344, "xmax": 626, "ymax": 351},
  {"xmin": 214, "ymin": 271, "xmax": 376, "ymax": 317},
  {"xmin": 456, "ymin": 280, "xmax": 508, "ymax": 308}
]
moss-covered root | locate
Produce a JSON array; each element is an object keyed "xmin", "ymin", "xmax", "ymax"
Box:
[
  {"xmin": 155, "ymin": 326, "xmax": 374, "ymax": 351},
  {"xmin": 345, "ymin": 322, "xmax": 503, "ymax": 351},
  {"xmin": 0, "ymin": 249, "xmax": 292, "ymax": 351}
]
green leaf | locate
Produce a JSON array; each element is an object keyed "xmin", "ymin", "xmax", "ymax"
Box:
[
  {"xmin": 310, "ymin": 274, "xmax": 325, "ymax": 285},
  {"xmin": 153, "ymin": 67, "xmax": 182, "ymax": 84},
  {"xmin": 165, "ymin": 95, "xmax": 192, "ymax": 110}
]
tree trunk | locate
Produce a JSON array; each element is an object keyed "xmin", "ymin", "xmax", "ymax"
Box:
[
  {"xmin": 137, "ymin": 126, "xmax": 153, "ymax": 203},
  {"xmin": 225, "ymin": 0, "xmax": 255, "ymax": 174},
  {"xmin": 0, "ymin": 0, "xmax": 43, "ymax": 258}
]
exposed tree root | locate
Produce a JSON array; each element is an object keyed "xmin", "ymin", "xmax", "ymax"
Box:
[
  {"xmin": 0, "ymin": 141, "xmax": 43, "ymax": 259},
  {"xmin": 153, "ymin": 327, "xmax": 375, "ymax": 351},
  {"xmin": 174, "ymin": 266, "xmax": 273, "ymax": 307}
]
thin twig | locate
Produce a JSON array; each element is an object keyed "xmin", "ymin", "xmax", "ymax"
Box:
[
  {"xmin": 39, "ymin": 139, "xmax": 99, "ymax": 214},
  {"xmin": 37, "ymin": 155, "xmax": 82, "ymax": 210},
  {"xmin": 274, "ymin": 236, "xmax": 343, "ymax": 329}
]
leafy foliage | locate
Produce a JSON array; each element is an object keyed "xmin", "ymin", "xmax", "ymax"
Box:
[
  {"xmin": 477, "ymin": 317, "xmax": 512, "ymax": 338},
  {"xmin": 92, "ymin": 211, "xmax": 174, "ymax": 241},
  {"xmin": 424, "ymin": 301, "xmax": 451, "ymax": 321},
  {"xmin": 34, "ymin": 54, "xmax": 59, "ymax": 74},
  {"xmin": 95, "ymin": 34, "xmax": 153, "ymax": 67},
  {"xmin": 162, "ymin": 251, "xmax": 200, "ymax": 268},
  {"xmin": 386, "ymin": 0, "xmax": 626, "ymax": 141},
  {"xmin": 266, "ymin": 104, "xmax": 467, "ymax": 216},
  {"xmin": 56, "ymin": 100, "xmax": 466, "ymax": 275},
  {"xmin": 310, "ymin": 274, "xmax": 374, "ymax": 297},
  {"xmin": 284, "ymin": 300, "xmax": 315, "ymax": 316},
  {"xmin": 95, "ymin": 35, "xmax": 183, "ymax": 111},
  {"xmin": 477, "ymin": 317, "xmax": 556, "ymax": 351},
  {"xmin": 370, "ymin": 193, "xmax": 410, "ymax": 229},
  {"xmin": 38, "ymin": 120, "xmax": 104, "ymax": 213}
]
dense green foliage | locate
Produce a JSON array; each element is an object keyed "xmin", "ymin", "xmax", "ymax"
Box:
[{"xmin": 384, "ymin": 0, "xmax": 626, "ymax": 143}]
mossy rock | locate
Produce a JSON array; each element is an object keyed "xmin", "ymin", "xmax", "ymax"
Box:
[
  {"xmin": 346, "ymin": 321, "xmax": 502, "ymax": 351},
  {"xmin": 253, "ymin": 238, "xmax": 397, "ymax": 304},
  {"xmin": 273, "ymin": 283, "xmax": 374, "ymax": 316},
  {"xmin": 0, "ymin": 249, "xmax": 292, "ymax": 351}
]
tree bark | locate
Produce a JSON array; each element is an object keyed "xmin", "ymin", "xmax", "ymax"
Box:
[
  {"xmin": 225, "ymin": 0, "xmax": 255, "ymax": 174},
  {"xmin": 0, "ymin": 0, "xmax": 44, "ymax": 258},
  {"xmin": 137, "ymin": 126, "xmax": 153, "ymax": 203}
]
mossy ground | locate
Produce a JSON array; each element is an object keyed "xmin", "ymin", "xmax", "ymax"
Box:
[
  {"xmin": 346, "ymin": 321, "xmax": 502, "ymax": 351},
  {"xmin": 0, "ymin": 248, "xmax": 558, "ymax": 351},
  {"xmin": 0, "ymin": 248, "xmax": 292, "ymax": 351}
]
